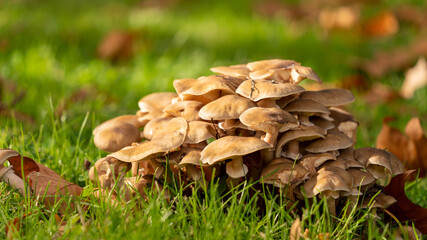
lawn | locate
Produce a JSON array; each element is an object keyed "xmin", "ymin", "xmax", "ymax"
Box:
[{"xmin": 0, "ymin": 0, "xmax": 426, "ymax": 238}]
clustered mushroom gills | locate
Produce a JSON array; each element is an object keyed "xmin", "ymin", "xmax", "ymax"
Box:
[{"xmin": 90, "ymin": 59, "xmax": 403, "ymax": 214}]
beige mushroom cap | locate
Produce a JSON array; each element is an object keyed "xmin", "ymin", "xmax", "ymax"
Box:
[
  {"xmin": 261, "ymin": 158, "xmax": 309, "ymax": 188},
  {"xmin": 305, "ymin": 131, "xmax": 353, "ymax": 153},
  {"xmin": 300, "ymin": 153, "xmax": 337, "ymax": 175},
  {"xmin": 199, "ymin": 95, "xmax": 257, "ymax": 121},
  {"xmin": 173, "ymin": 75, "xmax": 237, "ymax": 103},
  {"xmin": 299, "ymin": 89, "xmax": 355, "ymax": 107},
  {"xmin": 284, "ymin": 99, "xmax": 330, "ymax": 115},
  {"xmin": 200, "ymin": 136, "xmax": 270, "ymax": 165},
  {"xmin": 210, "ymin": 64, "xmax": 250, "ymax": 78},
  {"xmin": 89, "ymin": 156, "xmax": 130, "ymax": 188},
  {"xmin": 110, "ymin": 117, "xmax": 188, "ymax": 162},
  {"xmin": 247, "ymin": 59, "xmax": 299, "ymax": 71},
  {"xmin": 290, "ymin": 65, "xmax": 321, "ymax": 83},
  {"xmin": 275, "ymin": 125, "xmax": 326, "ymax": 158},
  {"xmin": 163, "ymin": 100, "xmax": 203, "ymax": 122},
  {"xmin": 236, "ymin": 79, "xmax": 305, "ymax": 102},
  {"xmin": 348, "ymin": 169, "xmax": 375, "ymax": 187},
  {"xmin": 142, "ymin": 117, "xmax": 172, "ymax": 140},
  {"xmin": 249, "ymin": 68, "xmax": 292, "ymax": 83},
  {"xmin": 138, "ymin": 92, "xmax": 177, "ymax": 113},
  {"xmin": 303, "ymin": 167, "xmax": 352, "ymax": 198},
  {"xmin": 184, "ymin": 121, "xmax": 217, "ymax": 144},
  {"xmin": 239, "ymin": 107, "xmax": 299, "ymax": 146}
]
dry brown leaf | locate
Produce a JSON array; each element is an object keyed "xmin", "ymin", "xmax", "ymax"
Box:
[
  {"xmin": 404, "ymin": 118, "xmax": 427, "ymax": 174},
  {"xmin": 401, "ymin": 57, "xmax": 427, "ymax": 99},
  {"xmin": 5, "ymin": 212, "xmax": 34, "ymax": 239},
  {"xmin": 289, "ymin": 217, "xmax": 302, "ymax": 240},
  {"xmin": 1, "ymin": 149, "xmax": 83, "ymax": 213},
  {"xmin": 97, "ymin": 30, "xmax": 134, "ymax": 61},
  {"xmin": 363, "ymin": 11, "xmax": 399, "ymax": 38},
  {"xmin": 384, "ymin": 170, "xmax": 427, "ymax": 234},
  {"xmin": 319, "ymin": 6, "xmax": 359, "ymax": 31}
]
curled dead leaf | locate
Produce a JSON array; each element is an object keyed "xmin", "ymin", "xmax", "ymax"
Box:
[
  {"xmin": 97, "ymin": 30, "xmax": 134, "ymax": 61},
  {"xmin": 384, "ymin": 170, "xmax": 427, "ymax": 234},
  {"xmin": 363, "ymin": 11, "xmax": 399, "ymax": 38},
  {"xmin": 401, "ymin": 57, "xmax": 427, "ymax": 99}
]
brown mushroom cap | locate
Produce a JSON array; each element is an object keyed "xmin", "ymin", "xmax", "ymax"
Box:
[
  {"xmin": 143, "ymin": 117, "xmax": 173, "ymax": 140},
  {"xmin": 163, "ymin": 100, "xmax": 203, "ymax": 122},
  {"xmin": 305, "ymin": 131, "xmax": 353, "ymax": 153},
  {"xmin": 299, "ymin": 89, "xmax": 355, "ymax": 107},
  {"xmin": 173, "ymin": 76, "xmax": 236, "ymax": 103},
  {"xmin": 200, "ymin": 136, "xmax": 270, "ymax": 165},
  {"xmin": 93, "ymin": 117, "xmax": 141, "ymax": 153},
  {"xmin": 184, "ymin": 121, "xmax": 217, "ymax": 144},
  {"xmin": 261, "ymin": 158, "xmax": 309, "ymax": 188},
  {"xmin": 249, "ymin": 68, "xmax": 292, "ymax": 83},
  {"xmin": 199, "ymin": 95, "xmax": 257, "ymax": 121},
  {"xmin": 284, "ymin": 99, "xmax": 330, "ymax": 115},
  {"xmin": 236, "ymin": 79, "xmax": 305, "ymax": 102},
  {"xmin": 275, "ymin": 125, "xmax": 326, "ymax": 158},
  {"xmin": 89, "ymin": 156, "xmax": 130, "ymax": 188},
  {"xmin": 138, "ymin": 92, "xmax": 177, "ymax": 113},
  {"xmin": 247, "ymin": 59, "xmax": 299, "ymax": 71},
  {"xmin": 110, "ymin": 117, "xmax": 188, "ymax": 162},
  {"xmin": 290, "ymin": 65, "xmax": 321, "ymax": 83},
  {"xmin": 303, "ymin": 167, "xmax": 352, "ymax": 198},
  {"xmin": 239, "ymin": 107, "xmax": 299, "ymax": 146},
  {"xmin": 210, "ymin": 64, "xmax": 250, "ymax": 78},
  {"xmin": 300, "ymin": 153, "xmax": 337, "ymax": 175}
]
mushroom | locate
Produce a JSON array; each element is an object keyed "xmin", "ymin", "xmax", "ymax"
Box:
[
  {"xmin": 300, "ymin": 152, "xmax": 336, "ymax": 176},
  {"xmin": 200, "ymin": 136, "xmax": 270, "ymax": 178},
  {"xmin": 184, "ymin": 121, "xmax": 220, "ymax": 145},
  {"xmin": 89, "ymin": 156, "xmax": 131, "ymax": 189},
  {"xmin": 305, "ymin": 131, "xmax": 353, "ymax": 154},
  {"xmin": 138, "ymin": 92, "xmax": 177, "ymax": 114},
  {"xmin": 275, "ymin": 125, "xmax": 326, "ymax": 159},
  {"xmin": 110, "ymin": 117, "xmax": 188, "ymax": 162},
  {"xmin": 298, "ymin": 89, "xmax": 355, "ymax": 107},
  {"xmin": 247, "ymin": 59, "xmax": 299, "ymax": 71},
  {"xmin": 261, "ymin": 158, "xmax": 309, "ymax": 188},
  {"xmin": 93, "ymin": 115, "xmax": 142, "ymax": 152},
  {"xmin": 290, "ymin": 65, "xmax": 321, "ymax": 83},
  {"xmin": 142, "ymin": 117, "xmax": 173, "ymax": 140},
  {"xmin": 162, "ymin": 101, "xmax": 203, "ymax": 122},
  {"xmin": 239, "ymin": 107, "xmax": 299, "ymax": 147},
  {"xmin": 249, "ymin": 68, "xmax": 292, "ymax": 83},
  {"xmin": 173, "ymin": 75, "xmax": 237, "ymax": 104},
  {"xmin": 210, "ymin": 64, "xmax": 250, "ymax": 78},
  {"xmin": 236, "ymin": 79, "xmax": 305, "ymax": 103},
  {"xmin": 284, "ymin": 99, "xmax": 331, "ymax": 126}
]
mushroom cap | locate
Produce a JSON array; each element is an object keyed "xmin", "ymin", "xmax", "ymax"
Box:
[
  {"xmin": 178, "ymin": 149, "xmax": 203, "ymax": 166},
  {"xmin": 199, "ymin": 95, "xmax": 257, "ymax": 121},
  {"xmin": 138, "ymin": 92, "xmax": 177, "ymax": 113},
  {"xmin": 303, "ymin": 167, "xmax": 352, "ymax": 198},
  {"xmin": 284, "ymin": 99, "xmax": 330, "ymax": 114},
  {"xmin": 249, "ymin": 68, "xmax": 292, "ymax": 82},
  {"xmin": 142, "ymin": 117, "xmax": 173, "ymax": 140},
  {"xmin": 310, "ymin": 117, "xmax": 335, "ymax": 131},
  {"xmin": 173, "ymin": 75, "xmax": 237, "ymax": 103},
  {"xmin": 239, "ymin": 107, "xmax": 299, "ymax": 133},
  {"xmin": 329, "ymin": 107, "xmax": 355, "ymax": 127},
  {"xmin": 89, "ymin": 156, "xmax": 130, "ymax": 188},
  {"xmin": 348, "ymin": 169, "xmax": 375, "ymax": 187},
  {"xmin": 200, "ymin": 136, "xmax": 270, "ymax": 165},
  {"xmin": 358, "ymin": 192, "xmax": 397, "ymax": 209},
  {"xmin": 300, "ymin": 153, "xmax": 336, "ymax": 175},
  {"xmin": 184, "ymin": 121, "xmax": 217, "ymax": 144},
  {"xmin": 261, "ymin": 158, "xmax": 309, "ymax": 188},
  {"xmin": 226, "ymin": 158, "xmax": 249, "ymax": 178},
  {"xmin": 163, "ymin": 100, "xmax": 203, "ymax": 122},
  {"xmin": 299, "ymin": 89, "xmax": 355, "ymax": 107},
  {"xmin": 236, "ymin": 79, "xmax": 305, "ymax": 102},
  {"xmin": 275, "ymin": 125, "xmax": 326, "ymax": 158},
  {"xmin": 247, "ymin": 59, "xmax": 299, "ymax": 71},
  {"xmin": 93, "ymin": 115, "xmax": 143, "ymax": 135},
  {"xmin": 210, "ymin": 64, "xmax": 250, "ymax": 78},
  {"xmin": 290, "ymin": 65, "xmax": 321, "ymax": 83},
  {"xmin": 305, "ymin": 131, "xmax": 353, "ymax": 153},
  {"xmin": 94, "ymin": 122, "xmax": 141, "ymax": 153},
  {"xmin": 109, "ymin": 117, "xmax": 188, "ymax": 162}
]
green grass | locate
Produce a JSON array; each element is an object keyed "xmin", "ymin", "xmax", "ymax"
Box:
[{"xmin": 1, "ymin": 0, "xmax": 427, "ymax": 238}]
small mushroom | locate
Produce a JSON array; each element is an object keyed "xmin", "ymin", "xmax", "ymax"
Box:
[
  {"xmin": 89, "ymin": 156, "xmax": 131, "ymax": 189},
  {"xmin": 138, "ymin": 92, "xmax": 177, "ymax": 114},
  {"xmin": 290, "ymin": 65, "xmax": 321, "ymax": 83},
  {"xmin": 284, "ymin": 99, "xmax": 331, "ymax": 126},
  {"xmin": 261, "ymin": 158, "xmax": 309, "ymax": 188},
  {"xmin": 184, "ymin": 121, "xmax": 219, "ymax": 144},
  {"xmin": 239, "ymin": 107, "xmax": 299, "ymax": 147},
  {"xmin": 300, "ymin": 152, "xmax": 336, "ymax": 176},
  {"xmin": 163, "ymin": 101, "xmax": 203, "ymax": 121},
  {"xmin": 247, "ymin": 59, "xmax": 299, "ymax": 71},
  {"xmin": 210, "ymin": 64, "xmax": 250, "ymax": 78},
  {"xmin": 299, "ymin": 89, "xmax": 355, "ymax": 107},
  {"xmin": 236, "ymin": 79, "xmax": 305, "ymax": 102},
  {"xmin": 305, "ymin": 131, "xmax": 353, "ymax": 154}
]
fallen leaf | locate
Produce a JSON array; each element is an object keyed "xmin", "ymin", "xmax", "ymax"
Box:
[
  {"xmin": 97, "ymin": 30, "xmax": 134, "ymax": 61},
  {"xmin": 289, "ymin": 217, "xmax": 301, "ymax": 240},
  {"xmin": 376, "ymin": 117, "xmax": 427, "ymax": 176},
  {"xmin": 1, "ymin": 149, "xmax": 83, "ymax": 213},
  {"xmin": 363, "ymin": 11, "xmax": 399, "ymax": 38},
  {"xmin": 384, "ymin": 170, "xmax": 427, "ymax": 234},
  {"xmin": 363, "ymin": 83, "xmax": 400, "ymax": 104},
  {"xmin": 5, "ymin": 212, "xmax": 34, "ymax": 239},
  {"xmin": 319, "ymin": 6, "xmax": 359, "ymax": 31},
  {"xmin": 394, "ymin": 225, "xmax": 422, "ymax": 240},
  {"xmin": 401, "ymin": 57, "xmax": 427, "ymax": 99}
]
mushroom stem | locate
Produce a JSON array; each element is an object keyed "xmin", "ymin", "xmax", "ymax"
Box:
[
  {"xmin": 326, "ymin": 197, "xmax": 337, "ymax": 216},
  {"xmin": 226, "ymin": 156, "xmax": 248, "ymax": 178},
  {"xmin": 284, "ymin": 140, "xmax": 301, "ymax": 160},
  {"xmin": 298, "ymin": 114, "xmax": 314, "ymax": 126},
  {"xmin": 257, "ymin": 99, "xmax": 279, "ymax": 108},
  {"xmin": 0, "ymin": 166, "xmax": 29, "ymax": 196},
  {"xmin": 261, "ymin": 131, "xmax": 279, "ymax": 147},
  {"xmin": 261, "ymin": 149, "xmax": 275, "ymax": 164}
]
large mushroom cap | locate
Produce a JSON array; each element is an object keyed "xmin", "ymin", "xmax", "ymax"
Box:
[
  {"xmin": 138, "ymin": 92, "xmax": 177, "ymax": 113},
  {"xmin": 236, "ymin": 80, "xmax": 305, "ymax": 102},
  {"xmin": 94, "ymin": 123, "xmax": 141, "ymax": 153},
  {"xmin": 110, "ymin": 117, "xmax": 188, "ymax": 162},
  {"xmin": 200, "ymin": 136, "xmax": 270, "ymax": 165},
  {"xmin": 199, "ymin": 95, "xmax": 256, "ymax": 121},
  {"xmin": 247, "ymin": 59, "xmax": 299, "ymax": 71},
  {"xmin": 284, "ymin": 99, "xmax": 330, "ymax": 115},
  {"xmin": 184, "ymin": 121, "xmax": 218, "ymax": 144},
  {"xmin": 299, "ymin": 89, "xmax": 355, "ymax": 107},
  {"xmin": 305, "ymin": 131, "xmax": 353, "ymax": 153},
  {"xmin": 210, "ymin": 64, "xmax": 250, "ymax": 78}
]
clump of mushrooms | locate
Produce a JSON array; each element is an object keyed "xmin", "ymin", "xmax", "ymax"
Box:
[{"xmin": 89, "ymin": 58, "xmax": 404, "ymax": 215}]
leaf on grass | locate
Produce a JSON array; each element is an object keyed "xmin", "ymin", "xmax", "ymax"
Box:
[
  {"xmin": 401, "ymin": 57, "xmax": 427, "ymax": 99},
  {"xmin": 97, "ymin": 30, "xmax": 134, "ymax": 62},
  {"xmin": 376, "ymin": 117, "xmax": 427, "ymax": 175},
  {"xmin": 362, "ymin": 11, "xmax": 399, "ymax": 38},
  {"xmin": 5, "ymin": 212, "xmax": 34, "ymax": 239},
  {"xmin": 1, "ymin": 149, "xmax": 83, "ymax": 212},
  {"xmin": 384, "ymin": 170, "xmax": 427, "ymax": 234},
  {"xmin": 289, "ymin": 217, "xmax": 301, "ymax": 240}
]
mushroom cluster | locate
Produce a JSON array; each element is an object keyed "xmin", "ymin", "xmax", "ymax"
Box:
[{"xmin": 89, "ymin": 59, "xmax": 403, "ymax": 214}]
